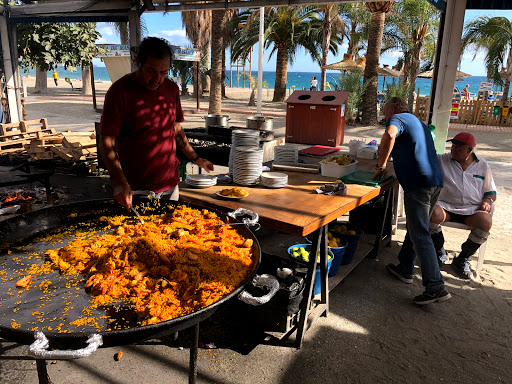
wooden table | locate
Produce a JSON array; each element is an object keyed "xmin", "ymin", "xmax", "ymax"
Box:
[{"xmin": 179, "ymin": 165, "xmax": 397, "ymax": 347}]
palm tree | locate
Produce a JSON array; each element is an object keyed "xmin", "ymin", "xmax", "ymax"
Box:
[
  {"xmin": 209, "ymin": 9, "xmax": 229, "ymax": 114},
  {"xmin": 339, "ymin": 3, "xmax": 369, "ymax": 60},
  {"xmin": 318, "ymin": 5, "xmax": 344, "ymax": 91},
  {"xmin": 232, "ymin": 7, "xmax": 326, "ymax": 102},
  {"xmin": 386, "ymin": 0, "xmax": 439, "ymax": 109},
  {"xmin": 462, "ymin": 16, "xmax": 512, "ymax": 103},
  {"xmin": 361, "ymin": 1, "xmax": 395, "ymax": 125},
  {"xmin": 181, "ymin": 10, "xmax": 212, "ymax": 98}
]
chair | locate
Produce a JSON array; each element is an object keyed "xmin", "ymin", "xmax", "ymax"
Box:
[
  {"xmin": 440, "ymin": 221, "xmax": 488, "ymax": 274},
  {"xmin": 453, "ymin": 87, "xmax": 462, "ymax": 101}
]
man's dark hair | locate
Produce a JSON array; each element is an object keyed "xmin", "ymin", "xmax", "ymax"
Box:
[{"xmin": 136, "ymin": 37, "xmax": 173, "ymax": 65}]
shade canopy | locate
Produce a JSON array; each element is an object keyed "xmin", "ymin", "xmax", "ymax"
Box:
[
  {"xmin": 418, "ymin": 69, "xmax": 471, "ymax": 81},
  {"xmin": 322, "ymin": 53, "xmax": 364, "ymax": 72}
]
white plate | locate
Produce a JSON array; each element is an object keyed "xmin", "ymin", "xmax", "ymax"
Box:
[
  {"xmin": 215, "ymin": 190, "xmax": 249, "ymax": 200},
  {"xmin": 186, "ymin": 174, "xmax": 217, "ymax": 182},
  {"xmin": 261, "ymin": 172, "xmax": 288, "ymax": 180}
]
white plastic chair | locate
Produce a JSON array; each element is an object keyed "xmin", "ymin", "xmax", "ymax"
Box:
[{"xmin": 440, "ymin": 221, "xmax": 488, "ymax": 274}]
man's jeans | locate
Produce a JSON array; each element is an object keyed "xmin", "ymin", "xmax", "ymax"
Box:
[{"xmin": 398, "ymin": 186, "xmax": 444, "ymax": 292}]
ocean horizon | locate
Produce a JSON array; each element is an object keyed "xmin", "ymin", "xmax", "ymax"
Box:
[{"xmin": 24, "ymin": 66, "xmax": 491, "ymax": 96}]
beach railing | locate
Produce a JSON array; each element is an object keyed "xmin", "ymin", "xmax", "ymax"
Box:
[{"xmin": 414, "ymin": 95, "xmax": 512, "ymax": 127}]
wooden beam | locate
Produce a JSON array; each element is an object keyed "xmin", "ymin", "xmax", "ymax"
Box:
[{"xmin": 3, "ymin": 1, "xmax": 132, "ymax": 16}]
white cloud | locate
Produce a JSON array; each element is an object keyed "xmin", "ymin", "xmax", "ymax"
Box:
[{"xmin": 155, "ymin": 30, "xmax": 190, "ymax": 46}]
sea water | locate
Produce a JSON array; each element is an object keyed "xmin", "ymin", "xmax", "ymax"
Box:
[{"xmin": 23, "ymin": 66, "xmax": 490, "ymax": 96}]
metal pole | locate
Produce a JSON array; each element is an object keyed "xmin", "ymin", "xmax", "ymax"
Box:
[
  {"xmin": 188, "ymin": 323, "xmax": 200, "ymax": 384},
  {"xmin": 256, "ymin": 7, "xmax": 264, "ymax": 116},
  {"xmin": 0, "ymin": 13, "xmax": 20, "ymax": 122},
  {"xmin": 196, "ymin": 64, "xmax": 200, "ymax": 111},
  {"xmin": 91, "ymin": 64, "xmax": 97, "ymax": 111}
]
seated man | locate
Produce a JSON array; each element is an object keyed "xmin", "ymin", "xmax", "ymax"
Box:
[{"xmin": 430, "ymin": 132, "xmax": 497, "ymax": 279}]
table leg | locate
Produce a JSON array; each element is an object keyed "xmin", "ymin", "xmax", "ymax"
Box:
[
  {"xmin": 369, "ymin": 185, "xmax": 394, "ymax": 258},
  {"xmin": 189, "ymin": 323, "xmax": 199, "ymax": 384},
  {"xmin": 294, "ymin": 226, "xmax": 329, "ymax": 348}
]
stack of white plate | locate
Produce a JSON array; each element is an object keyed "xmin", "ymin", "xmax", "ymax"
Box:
[
  {"xmin": 185, "ymin": 174, "xmax": 217, "ymax": 188},
  {"xmin": 260, "ymin": 172, "xmax": 288, "ymax": 188},
  {"xmin": 232, "ymin": 146, "xmax": 264, "ymax": 185},
  {"xmin": 274, "ymin": 145, "xmax": 298, "ymax": 163},
  {"xmin": 229, "ymin": 130, "xmax": 260, "ymax": 175}
]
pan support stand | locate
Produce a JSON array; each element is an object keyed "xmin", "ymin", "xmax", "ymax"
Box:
[
  {"xmin": 189, "ymin": 323, "xmax": 199, "ymax": 384},
  {"xmin": 35, "ymin": 359, "xmax": 53, "ymax": 384}
]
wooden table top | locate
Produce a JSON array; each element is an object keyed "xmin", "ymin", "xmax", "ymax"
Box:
[{"xmin": 179, "ymin": 167, "xmax": 396, "ymax": 237}]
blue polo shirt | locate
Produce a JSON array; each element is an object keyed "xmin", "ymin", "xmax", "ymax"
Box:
[{"xmin": 387, "ymin": 112, "xmax": 443, "ymax": 192}]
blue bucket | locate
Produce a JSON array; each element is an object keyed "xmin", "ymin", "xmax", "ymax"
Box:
[
  {"xmin": 288, "ymin": 244, "xmax": 333, "ymax": 295},
  {"xmin": 327, "ymin": 237, "xmax": 348, "ymax": 276},
  {"xmin": 303, "ymin": 234, "xmax": 348, "ymax": 276}
]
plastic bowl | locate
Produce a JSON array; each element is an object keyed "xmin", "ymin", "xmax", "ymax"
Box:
[{"xmin": 288, "ymin": 244, "xmax": 333, "ymax": 295}]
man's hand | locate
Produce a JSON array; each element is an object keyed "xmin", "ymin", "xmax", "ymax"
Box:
[
  {"xmin": 478, "ymin": 198, "xmax": 493, "ymax": 213},
  {"xmin": 372, "ymin": 168, "xmax": 388, "ymax": 180},
  {"xmin": 113, "ymin": 182, "xmax": 133, "ymax": 211},
  {"xmin": 196, "ymin": 158, "xmax": 214, "ymax": 173}
]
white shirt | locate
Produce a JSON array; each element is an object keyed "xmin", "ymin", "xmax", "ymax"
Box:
[
  {"xmin": 311, "ymin": 79, "xmax": 318, "ymax": 87},
  {"xmin": 437, "ymin": 153, "xmax": 497, "ymax": 215}
]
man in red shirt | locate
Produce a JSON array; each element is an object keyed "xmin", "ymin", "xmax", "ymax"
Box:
[{"xmin": 99, "ymin": 37, "xmax": 213, "ymax": 210}]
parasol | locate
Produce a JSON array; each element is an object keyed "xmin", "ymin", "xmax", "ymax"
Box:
[
  {"xmin": 322, "ymin": 53, "xmax": 364, "ymax": 72},
  {"xmin": 418, "ymin": 68, "xmax": 471, "ymax": 81},
  {"xmin": 379, "ymin": 64, "xmax": 402, "ymax": 92}
]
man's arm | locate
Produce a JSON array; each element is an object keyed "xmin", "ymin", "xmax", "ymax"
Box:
[
  {"xmin": 373, "ymin": 124, "xmax": 398, "ymax": 180},
  {"xmin": 174, "ymin": 122, "xmax": 214, "ymax": 172},
  {"xmin": 99, "ymin": 135, "xmax": 132, "ymax": 210}
]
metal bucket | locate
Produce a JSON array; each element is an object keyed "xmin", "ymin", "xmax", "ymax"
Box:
[
  {"xmin": 246, "ymin": 115, "xmax": 273, "ymax": 131},
  {"xmin": 203, "ymin": 114, "xmax": 230, "ymax": 129}
]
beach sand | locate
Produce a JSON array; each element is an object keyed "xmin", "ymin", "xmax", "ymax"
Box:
[{"xmin": 1, "ymin": 75, "xmax": 511, "ymax": 384}]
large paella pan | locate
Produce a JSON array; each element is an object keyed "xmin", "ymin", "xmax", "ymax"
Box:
[{"xmin": 0, "ymin": 198, "xmax": 261, "ymax": 350}]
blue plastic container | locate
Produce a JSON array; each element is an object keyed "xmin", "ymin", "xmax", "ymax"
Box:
[
  {"xmin": 303, "ymin": 235, "xmax": 348, "ymax": 275},
  {"xmin": 288, "ymin": 244, "xmax": 333, "ymax": 295},
  {"xmin": 327, "ymin": 237, "xmax": 348, "ymax": 276}
]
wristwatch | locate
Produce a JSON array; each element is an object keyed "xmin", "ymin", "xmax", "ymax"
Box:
[
  {"xmin": 191, "ymin": 154, "xmax": 200, "ymax": 163},
  {"xmin": 375, "ymin": 164, "xmax": 386, "ymax": 171}
]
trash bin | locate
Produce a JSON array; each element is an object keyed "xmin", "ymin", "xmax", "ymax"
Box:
[{"xmin": 285, "ymin": 90, "xmax": 349, "ymax": 147}]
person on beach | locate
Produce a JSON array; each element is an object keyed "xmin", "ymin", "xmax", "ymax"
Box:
[
  {"xmin": 310, "ymin": 76, "xmax": 318, "ymax": 91},
  {"xmin": 373, "ymin": 97, "xmax": 449, "ymax": 305},
  {"xmin": 52, "ymin": 69, "xmax": 59, "ymax": 86},
  {"xmin": 99, "ymin": 37, "xmax": 214, "ymax": 210},
  {"xmin": 429, "ymin": 132, "xmax": 496, "ymax": 279},
  {"xmin": 462, "ymin": 84, "xmax": 470, "ymax": 99}
]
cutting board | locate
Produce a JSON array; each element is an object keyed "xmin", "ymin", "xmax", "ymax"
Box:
[
  {"xmin": 341, "ymin": 170, "xmax": 393, "ymax": 186},
  {"xmin": 298, "ymin": 145, "xmax": 341, "ymax": 157}
]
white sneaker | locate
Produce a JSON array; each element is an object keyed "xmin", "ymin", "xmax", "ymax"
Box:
[{"xmin": 437, "ymin": 249, "xmax": 449, "ymax": 265}]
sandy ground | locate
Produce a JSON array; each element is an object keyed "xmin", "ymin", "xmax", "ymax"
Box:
[{"xmin": 1, "ymin": 76, "xmax": 511, "ymax": 383}]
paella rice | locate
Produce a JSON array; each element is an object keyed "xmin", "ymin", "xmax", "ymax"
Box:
[{"xmin": 37, "ymin": 205, "xmax": 256, "ymax": 327}]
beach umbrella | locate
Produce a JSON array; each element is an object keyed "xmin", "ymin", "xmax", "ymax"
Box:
[
  {"xmin": 418, "ymin": 68, "xmax": 471, "ymax": 81},
  {"xmin": 322, "ymin": 53, "xmax": 364, "ymax": 72},
  {"xmin": 378, "ymin": 64, "xmax": 402, "ymax": 92}
]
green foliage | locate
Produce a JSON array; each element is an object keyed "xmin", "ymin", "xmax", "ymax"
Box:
[
  {"xmin": 384, "ymin": 82, "xmax": 410, "ymax": 101},
  {"xmin": 17, "ymin": 22, "xmax": 103, "ymax": 72},
  {"xmin": 331, "ymin": 70, "xmax": 371, "ymax": 121},
  {"xmin": 170, "ymin": 59, "xmax": 193, "ymax": 94}
]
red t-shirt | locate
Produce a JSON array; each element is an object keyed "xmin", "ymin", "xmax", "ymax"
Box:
[{"xmin": 100, "ymin": 74, "xmax": 184, "ymax": 193}]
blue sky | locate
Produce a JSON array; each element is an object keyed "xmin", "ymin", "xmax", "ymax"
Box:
[{"xmin": 94, "ymin": 8, "xmax": 512, "ymax": 76}]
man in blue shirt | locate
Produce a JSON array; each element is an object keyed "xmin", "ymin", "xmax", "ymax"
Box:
[{"xmin": 373, "ymin": 97, "xmax": 449, "ymax": 305}]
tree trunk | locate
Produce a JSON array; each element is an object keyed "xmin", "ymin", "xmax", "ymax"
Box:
[
  {"xmin": 82, "ymin": 66, "xmax": 92, "ymax": 96},
  {"xmin": 203, "ymin": 44, "xmax": 211, "ymax": 93},
  {"xmin": 320, "ymin": 10, "xmax": 332, "ymax": 92},
  {"xmin": 209, "ymin": 9, "xmax": 225, "ymax": 114},
  {"xmin": 222, "ymin": 48, "xmax": 227, "ymax": 99},
  {"xmin": 119, "ymin": 22, "xmax": 129, "ymax": 45},
  {"xmin": 34, "ymin": 67, "xmax": 47, "ymax": 94},
  {"xmin": 272, "ymin": 46, "xmax": 288, "ymax": 102},
  {"xmin": 407, "ymin": 41, "xmax": 422, "ymax": 111},
  {"xmin": 361, "ymin": 10, "xmax": 386, "ymax": 125}
]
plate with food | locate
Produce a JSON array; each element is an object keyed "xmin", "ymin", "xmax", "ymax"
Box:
[{"xmin": 216, "ymin": 187, "xmax": 249, "ymax": 200}]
